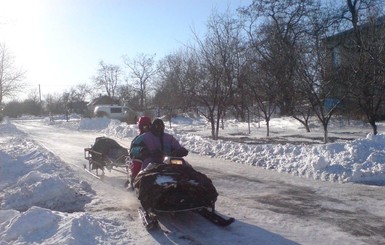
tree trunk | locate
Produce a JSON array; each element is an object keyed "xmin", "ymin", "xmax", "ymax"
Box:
[
  {"xmin": 369, "ymin": 119, "xmax": 378, "ymax": 135},
  {"xmin": 292, "ymin": 116, "xmax": 311, "ymax": 133},
  {"xmin": 210, "ymin": 118, "xmax": 216, "ymax": 140},
  {"xmin": 323, "ymin": 123, "xmax": 329, "ymax": 144},
  {"xmin": 215, "ymin": 115, "xmax": 220, "ymax": 140}
]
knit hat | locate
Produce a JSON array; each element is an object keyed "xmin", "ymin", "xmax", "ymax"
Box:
[
  {"xmin": 137, "ymin": 116, "xmax": 151, "ymax": 134},
  {"xmin": 151, "ymin": 118, "xmax": 165, "ymax": 136}
]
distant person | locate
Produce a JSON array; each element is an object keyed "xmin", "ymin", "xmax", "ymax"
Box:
[
  {"xmin": 127, "ymin": 116, "xmax": 152, "ymax": 188},
  {"xmin": 65, "ymin": 109, "xmax": 69, "ymax": 122},
  {"xmin": 130, "ymin": 118, "xmax": 188, "ymax": 170},
  {"xmin": 49, "ymin": 112, "xmax": 54, "ymax": 123}
]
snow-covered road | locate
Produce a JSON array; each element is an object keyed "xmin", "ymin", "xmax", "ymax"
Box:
[{"xmin": 8, "ymin": 119, "xmax": 385, "ymax": 244}]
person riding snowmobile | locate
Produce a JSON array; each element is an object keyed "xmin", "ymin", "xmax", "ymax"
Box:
[
  {"xmin": 130, "ymin": 118, "xmax": 188, "ymax": 170},
  {"xmin": 127, "ymin": 116, "xmax": 152, "ymax": 188},
  {"xmin": 132, "ymin": 119, "xmax": 233, "ymax": 228}
]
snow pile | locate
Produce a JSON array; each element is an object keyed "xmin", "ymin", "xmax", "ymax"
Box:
[
  {"xmin": 0, "ymin": 121, "xmax": 110, "ymax": 244},
  {"xmin": 179, "ymin": 133, "xmax": 385, "ymax": 185},
  {"xmin": 55, "ymin": 116, "xmax": 385, "ymax": 186},
  {"xmin": 1, "ymin": 207, "xmax": 117, "ymax": 244}
]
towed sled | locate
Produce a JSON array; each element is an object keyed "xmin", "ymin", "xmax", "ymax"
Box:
[
  {"xmin": 84, "ymin": 137, "xmax": 130, "ymax": 178},
  {"xmin": 134, "ymin": 156, "xmax": 235, "ymax": 229}
]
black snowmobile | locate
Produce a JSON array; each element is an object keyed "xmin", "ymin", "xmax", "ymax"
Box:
[{"xmin": 133, "ymin": 156, "xmax": 235, "ymax": 229}]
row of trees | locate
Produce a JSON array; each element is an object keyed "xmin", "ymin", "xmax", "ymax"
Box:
[
  {"xmin": 0, "ymin": 43, "xmax": 25, "ymax": 105},
  {"xmin": 2, "ymin": 83, "xmax": 92, "ymax": 118},
  {"xmin": 150, "ymin": 0, "xmax": 384, "ymax": 142},
  {"xmin": 1, "ymin": 0, "xmax": 385, "ymax": 143}
]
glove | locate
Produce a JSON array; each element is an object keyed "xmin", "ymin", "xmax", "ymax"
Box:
[
  {"xmin": 150, "ymin": 149, "xmax": 163, "ymax": 158},
  {"xmin": 172, "ymin": 147, "xmax": 188, "ymax": 157}
]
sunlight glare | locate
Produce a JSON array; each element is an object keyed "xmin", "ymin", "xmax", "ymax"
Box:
[{"xmin": 0, "ymin": 0, "xmax": 48, "ymax": 95}]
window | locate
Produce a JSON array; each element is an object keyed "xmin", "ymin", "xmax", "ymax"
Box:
[
  {"xmin": 110, "ymin": 107, "xmax": 122, "ymax": 113},
  {"xmin": 332, "ymin": 47, "xmax": 341, "ymax": 67}
]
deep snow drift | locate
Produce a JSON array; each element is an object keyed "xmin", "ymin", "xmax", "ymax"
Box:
[{"xmin": 76, "ymin": 115, "xmax": 385, "ymax": 185}]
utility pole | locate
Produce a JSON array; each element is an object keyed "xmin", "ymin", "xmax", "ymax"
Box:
[
  {"xmin": 39, "ymin": 84, "xmax": 42, "ymax": 116},
  {"xmin": 39, "ymin": 84, "xmax": 41, "ymax": 103}
]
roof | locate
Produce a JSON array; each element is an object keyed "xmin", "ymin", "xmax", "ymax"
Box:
[
  {"xmin": 87, "ymin": 95, "xmax": 120, "ymax": 107},
  {"xmin": 324, "ymin": 15, "xmax": 385, "ymax": 43}
]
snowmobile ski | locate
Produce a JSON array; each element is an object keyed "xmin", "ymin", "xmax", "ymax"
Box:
[
  {"xmin": 197, "ymin": 208, "xmax": 235, "ymax": 227},
  {"xmin": 124, "ymin": 179, "xmax": 133, "ymax": 190},
  {"xmin": 83, "ymin": 164, "xmax": 102, "ymax": 179},
  {"xmin": 138, "ymin": 207, "xmax": 158, "ymax": 230}
]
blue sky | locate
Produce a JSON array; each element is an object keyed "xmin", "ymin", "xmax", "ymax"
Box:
[{"xmin": 0, "ymin": 0, "xmax": 250, "ymax": 101}]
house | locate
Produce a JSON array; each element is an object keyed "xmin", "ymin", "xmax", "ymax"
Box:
[
  {"xmin": 322, "ymin": 16, "xmax": 385, "ymax": 118},
  {"xmin": 323, "ymin": 16, "xmax": 385, "ymax": 69},
  {"xmin": 87, "ymin": 95, "xmax": 120, "ymax": 113}
]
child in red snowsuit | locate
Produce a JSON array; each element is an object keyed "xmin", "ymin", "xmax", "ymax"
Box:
[{"xmin": 128, "ymin": 116, "xmax": 152, "ymax": 188}]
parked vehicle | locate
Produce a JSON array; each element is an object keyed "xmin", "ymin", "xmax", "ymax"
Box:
[{"xmin": 93, "ymin": 105, "xmax": 135, "ymax": 122}]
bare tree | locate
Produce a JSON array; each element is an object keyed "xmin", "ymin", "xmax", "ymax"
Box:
[
  {"xmin": 71, "ymin": 83, "xmax": 92, "ymax": 102},
  {"xmin": 241, "ymin": 0, "xmax": 351, "ymax": 142},
  {"xmin": 117, "ymin": 84, "xmax": 141, "ymax": 110},
  {"xmin": 295, "ymin": 2, "xmax": 351, "ymax": 143},
  {"xmin": 93, "ymin": 60, "xmax": 122, "ymax": 98},
  {"xmin": 64, "ymin": 83, "xmax": 92, "ymax": 116},
  {"xmin": 240, "ymin": 0, "xmax": 316, "ymax": 116},
  {"xmin": 44, "ymin": 93, "xmax": 66, "ymax": 115},
  {"xmin": 242, "ymin": 52, "xmax": 279, "ymax": 137},
  {"xmin": 154, "ymin": 51, "xmax": 190, "ymax": 125},
  {"xmin": 339, "ymin": 0, "xmax": 385, "ymax": 135},
  {"xmin": 123, "ymin": 53, "xmax": 158, "ymax": 111},
  {"xmin": 0, "ymin": 43, "xmax": 25, "ymax": 104},
  {"xmin": 189, "ymin": 10, "xmax": 243, "ymax": 140}
]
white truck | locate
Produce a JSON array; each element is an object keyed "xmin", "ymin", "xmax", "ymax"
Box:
[{"xmin": 93, "ymin": 105, "xmax": 136, "ymax": 123}]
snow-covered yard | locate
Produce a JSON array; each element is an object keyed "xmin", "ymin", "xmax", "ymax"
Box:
[{"xmin": 1, "ymin": 116, "xmax": 385, "ymax": 244}]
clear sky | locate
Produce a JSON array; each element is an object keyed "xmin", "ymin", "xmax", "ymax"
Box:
[{"xmin": 0, "ymin": 0, "xmax": 251, "ymax": 101}]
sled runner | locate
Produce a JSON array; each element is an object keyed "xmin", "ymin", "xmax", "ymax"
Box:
[
  {"xmin": 134, "ymin": 156, "xmax": 235, "ymax": 229},
  {"xmin": 84, "ymin": 137, "xmax": 130, "ymax": 177}
]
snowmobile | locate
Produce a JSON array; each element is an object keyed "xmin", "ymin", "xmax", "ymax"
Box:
[
  {"xmin": 84, "ymin": 137, "xmax": 130, "ymax": 179},
  {"xmin": 133, "ymin": 156, "xmax": 235, "ymax": 229}
]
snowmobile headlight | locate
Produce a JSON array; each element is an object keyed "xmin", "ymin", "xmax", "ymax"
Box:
[{"xmin": 170, "ymin": 159, "xmax": 184, "ymax": 165}]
